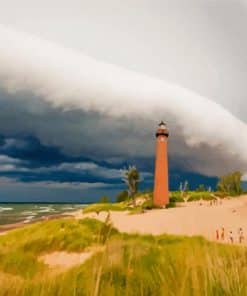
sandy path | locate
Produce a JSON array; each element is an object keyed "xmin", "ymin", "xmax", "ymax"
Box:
[
  {"xmin": 77, "ymin": 195, "xmax": 247, "ymax": 244},
  {"xmin": 40, "ymin": 251, "xmax": 93, "ymax": 269}
]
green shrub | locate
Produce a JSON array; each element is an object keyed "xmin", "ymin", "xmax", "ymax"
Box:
[
  {"xmin": 142, "ymin": 199, "xmax": 153, "ymax": 210},
  {"xmin": 141, "ymin": 199, "xmax": 164, "ymax": 210},
  {"xmin": 116, "ymin": 190, "xmax": 129, "ymax": 202},
  {"xmin": 166, "ymin": 201, "xmax": 176, "ymax": 208},
  {"xmin": 196, "ymin": 184, "xmax": 206, "ymax": 192},
  {"xmin": 187, "ymin": 191, "xmax": 213, "ymax": 202},
  {"xmin": 169, "ymin": 191, "xmax": 184, "ymax": 202},
  {"xmin": 217, "ymin": 171, "xmax": 243, "ymax": 196},
  {"xmin": 214, "ymin": 191, "xmax": 228, "ymax": 198}
]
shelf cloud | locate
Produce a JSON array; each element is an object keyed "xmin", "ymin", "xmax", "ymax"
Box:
[{"xmin": 0, "ymin": 24, "xmax": 247, "ymax": 178}]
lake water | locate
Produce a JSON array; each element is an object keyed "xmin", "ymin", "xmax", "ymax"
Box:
[{"xmin": 0, "ymin": 203, "xmax": 86, "ymax": 225}]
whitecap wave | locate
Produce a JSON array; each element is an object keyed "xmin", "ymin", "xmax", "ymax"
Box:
[
  {"xmin": 0, "ymin": 207, "xmax": 13, "ymax": 212},
  {"xmin": 23, "ymin": 215, "xmax": 35, "ymax": 223}
]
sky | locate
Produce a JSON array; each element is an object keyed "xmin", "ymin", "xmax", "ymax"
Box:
[{"xmin": 0, "ymin": 0, "xmax": 246, "ymax": 202}]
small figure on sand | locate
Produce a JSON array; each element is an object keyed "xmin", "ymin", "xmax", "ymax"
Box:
[
  {"xmin": 216, "ymin": 229, "xmax": 219, "ymax": 240},
  {"xmin": 238, "ymin": 228, "xmax": 244, "ymax": 244},
  {"xmin": 221, "ymin": 227, "xmax": 225, "ymax": 241},
  {"xmin": 229, "ymin": 231, "xmax": 234, "ymax": 244}
]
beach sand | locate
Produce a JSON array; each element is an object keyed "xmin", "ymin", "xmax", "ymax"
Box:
[
  {"xmin": 40, "ymin": 251, "xmax": 93, "ymax": 269},
  {"xmin": 77, "ymin": 195, "xmax": 247, "ymax": 244},
  {"xmin": 1, "ymin": 196, "xmax": 247, "ymax": 245}
]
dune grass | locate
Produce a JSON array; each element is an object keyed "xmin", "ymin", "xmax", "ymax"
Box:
[
  {"xmin": 84, "ymin": 191, "xmax": 228, "ymax": 215},
  {"xmin": 0, "ymin": 217, "xmax": 247, "ymax": 295},
  {"xmin": 83, "ymin": 202, "xmax": 129, "ymax": 214},
  {"xmin": 0, "ymin": 218, "xmax": 116, "ymax": 278}
]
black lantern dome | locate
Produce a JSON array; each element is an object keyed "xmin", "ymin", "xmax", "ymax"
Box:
[{"xmin": 156, "ymin": 121, "xmax": 169, "ymax": 138}]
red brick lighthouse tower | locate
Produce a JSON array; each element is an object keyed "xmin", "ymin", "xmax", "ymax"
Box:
[{"xmin": 153, "ymin": 121, "xmax": 169, "ymax": 207}]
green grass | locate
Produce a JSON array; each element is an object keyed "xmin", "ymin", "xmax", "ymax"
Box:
[
  {"xmin": 170, "ymin": 191, "xmax": 223, "ymax": 202},
  {"xmin": 84, "ymin": 190, "xmax": 241, "ymax": 215},
  {"xmin": 0, "ymin": 217, "xmax": 247, "ymax": 295},
  {"xmin": 83, "ymin": 202, "xmax": 130, "ymax": 214},
  {"xmin": 0, "ymin": 218, "xmax": 117, "ymax": 278},
  {"xmin": 187, "ymin": 191, "xmax": 213, "ymax": 201}
]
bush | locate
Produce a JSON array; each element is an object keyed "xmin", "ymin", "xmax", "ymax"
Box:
[
  {"xmin": 187, "ymin": 191, "xmax": 212, "ymax": 202},
  {"xmin": 169, "ymin": 191, "xmax": 184, "ymax": 202},
  {"xmin": 196, "ymin": 184, "xmax": 206, "ymax": 192},
  {"xmin": 217, "ymin": 171, "xmax": 243, "ymax": 196},
  {"xmin": 116, "ymin": 190, "xmax": 129, "ymax": 202},
  {"xmin": 214, "ymin": 191, "xmax": 229, "ymax": 198},
  {"xmin": 166, "ymin": 201, "xmax": 176, "ymax": 208},
  {"xmin": 142, "ymin": 199, "xmax": 153, "ymax": 210}
]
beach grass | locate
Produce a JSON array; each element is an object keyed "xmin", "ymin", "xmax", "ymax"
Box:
[
  {"xmin": 83, "ymin": 191, "xmax": 231, "ymax": 215},
  {"xmin": 0, "ymin": 218, "xmax": 117, "ymax": 278},
  {"xmin": 0, "ymin": 218, "xmax": 247, "ymax": 295},
  {"xmin": 83, "ymin": 202, "xmax": 131, "ymax": 214}
]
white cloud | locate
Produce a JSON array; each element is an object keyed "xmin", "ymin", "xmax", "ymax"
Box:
[{"xmin": 0, "ymin": 25, "xmax": 246, "ymax": 177}]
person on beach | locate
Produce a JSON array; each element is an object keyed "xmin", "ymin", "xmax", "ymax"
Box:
[
  {"xmin": 238, "ymin": 228, "xmax": 244, "ymax": 244},
  {"xmin": 229, "ymin": 231, "xmax": 234, "ymax": 244},
  {"xmin": 221, "ymin": 227, "xmax": 225, "ymax": 241},
  {"xmin": 216, "ymin": 229, "xmax": 219, "ymax": 240}
]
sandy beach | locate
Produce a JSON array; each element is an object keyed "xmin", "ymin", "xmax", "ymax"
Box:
[
  {"xmin": 1, "ymin": 196, "xmax": 247, "ymax": 245},
  {"xmin": 77, "ymin": 195, "xmax": 247, "ymax": 244}
]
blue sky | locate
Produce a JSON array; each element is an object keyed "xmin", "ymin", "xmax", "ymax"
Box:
[{"xmin": 0, "ymin": 0, "xmax": 246, "ymax": 202}]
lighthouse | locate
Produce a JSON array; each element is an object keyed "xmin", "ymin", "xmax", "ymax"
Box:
[{"xmin": 153, "ymin": 121, "xmax": 169, "ymax": 207}]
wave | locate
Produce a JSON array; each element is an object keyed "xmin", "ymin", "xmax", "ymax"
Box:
[{"xmin": 0, "ymin": 207, "xmax": 13, "ymax": 212}]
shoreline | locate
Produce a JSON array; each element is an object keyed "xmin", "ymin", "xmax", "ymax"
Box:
[
  {"xmin": 1, "ymin": 196, "xmax": 247, "ymax": 247},
  {"xmin": 0, "ymin": 213, "xmax": 75, "ymax": 235}
]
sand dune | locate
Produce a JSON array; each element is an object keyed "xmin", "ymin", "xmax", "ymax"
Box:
[{"xmin": 80, "ymin": 195, "xmax": 247, "ymax": 245}]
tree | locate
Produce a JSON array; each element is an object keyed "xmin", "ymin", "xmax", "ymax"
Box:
[
  {"xmin": 121, "ymin": 165, "xmax": 140, "ymax": 206},
  {"xmin": 196, "ymin": 184, "xmax": 206, "ymax": 192},
  {"xmin": 116, "ymin": 190, "xmax": 129, "ymax": 202},
  {"xmin": 217, "ymin": 171, "xmax": 243, "ymax": 196}
]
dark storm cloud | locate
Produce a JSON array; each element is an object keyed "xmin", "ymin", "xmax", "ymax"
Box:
[{"xmin": 0, "ymin": 88, "xmax": 246, "ymax": 185}]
